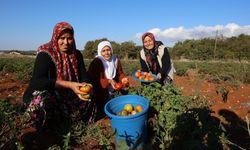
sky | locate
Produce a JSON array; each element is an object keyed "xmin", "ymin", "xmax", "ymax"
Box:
[{"xmin": 1, "ymin": 0, "xmax": 250, "ymax": 50}]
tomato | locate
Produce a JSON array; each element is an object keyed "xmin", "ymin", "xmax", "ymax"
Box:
[
  {"xmin": 146, "ymin": 73, "xmax": 152, "ymax": 77},
  {"xmin": 114, "ymin": 82, "xmax": 123, "ymax": 90},
  {"xmin": 135, "ymin": 105, "xmax": 143, "ymax": 113},
  {"xmin": 139, "ymin": 75, "xmax": 145, "ymax": 80},
  {"xmin": 79, "ymin": 93, "xmax": 90, "ymax": 101},
  {"xmin": 120, "ymin": 110, "xmax": 128, "ymax": 116},
  {"xmin": 135, "ymin": 71, "xmax": 141, "ymax": 78},
  {"xmin": 121, "ymin": 77, "xmax": 129, "ymax": 85},
  {"xmin": 80, "ymin": 84, "xmax": 93, "ymax": 94},
  {"xmin": 124, "ymin": 104, "xmax": 133, "ymax": 113},
  {"xmin": 131, "ymin": 110, "xmax": 137, "ymax": 115},
  {"xmin": 148, "ymin": 76, "xmax": 155, "ymax": 81}
]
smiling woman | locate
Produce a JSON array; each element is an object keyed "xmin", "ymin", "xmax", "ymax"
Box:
[
  {"xmin": 87, "ymin": 40, "xmax": 129, "ymax": 121},
  {"xmin": 22, "ymin": 22, "xmax": 97, "ymax": 130}
]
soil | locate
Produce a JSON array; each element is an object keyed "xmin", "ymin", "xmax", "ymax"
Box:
[{"xmin": 1, "ymin": 71, "xmax": 250, "ymax": 149}]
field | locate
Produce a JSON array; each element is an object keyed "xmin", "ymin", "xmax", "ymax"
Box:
[{"xmin": 0, "ymin": 52, "xmax": 250, "ymax": 149}]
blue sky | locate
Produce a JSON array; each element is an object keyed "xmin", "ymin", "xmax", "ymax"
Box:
[{"xmin": 1, "ymin": 0, "xmax": 250, "ymax": 50}]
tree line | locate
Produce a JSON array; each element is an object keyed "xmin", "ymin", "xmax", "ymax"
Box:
[
  {"xmin": 81, "ymin": 34, "xmax": 250, "ymax": 61},
  {"xmin": 82, "ymin": 38, "xmax": 142, "ymax": 59}
]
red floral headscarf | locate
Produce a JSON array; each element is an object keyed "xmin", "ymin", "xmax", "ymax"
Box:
[{"xmin": 38, "ymin": 22, "xmax": 79, "ymax": 81}]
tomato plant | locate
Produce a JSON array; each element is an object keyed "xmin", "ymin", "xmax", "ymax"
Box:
[{"xmin": 127, "ymin": 83, "xmax": 227, "ymax": 149}]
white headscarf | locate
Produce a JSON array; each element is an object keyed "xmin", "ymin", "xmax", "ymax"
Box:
[{"xmin": 96, "ymin": 41, "xmax": 117, "ymax": 80}]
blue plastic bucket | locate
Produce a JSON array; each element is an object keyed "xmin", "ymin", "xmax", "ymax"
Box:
[{"xmin": 104, "ymin": 95, "xmax": 149, "ymax": 148}]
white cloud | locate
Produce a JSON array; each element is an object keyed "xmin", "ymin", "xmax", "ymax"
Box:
[{"xmin": 135, "ymin": 23, "xmax": 250, "ymax": 47}]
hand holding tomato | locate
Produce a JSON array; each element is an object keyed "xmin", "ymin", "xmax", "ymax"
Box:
[
  {"xmin": 157, "ymin": 73, "xmax": 162, "ymax": 79},
  {"xmin": 79, "ymin": 83, "xmax": 93, "ymax": 94},
  {"xmin": 114, "ymin": 82, "xmax": 123, "ymax": 91},
  {"xmin": 79, "ymin": 83, "xmax": 93, "ymax": 101}
]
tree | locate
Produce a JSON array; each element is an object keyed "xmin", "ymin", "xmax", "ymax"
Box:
[
  {"xmin": 82, "ymin": 38, "xmax": 108, "ymax": 58},
  {"xmin": 120, "ymin": 41, "xmax": 138, "ymax": 59}
]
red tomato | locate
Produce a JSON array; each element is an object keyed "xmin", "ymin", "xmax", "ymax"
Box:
[
  {"xmin": 135, "ymin": 71, "xmax": 141, "ymax": 78},
  {"xmin": 148, "ymin": 76, "xmax": 155, "ymax": 81},
  {"xmin": 79, "ymin": 94, "xmax": 90, "ymax": 101},
  {"xmin": 114, "ymin": 82, "xmax": 123, "ymax": 90},
  {"xmin": 139, "ymin": 75, "xmax": 145, "ymax": 80},
  {"xmin": 135, "ymin": 105, "xmax": 143, "ymax": 113},
  {"xmin": 79, "ymin": 84, "xmax": 93, "ymax": 94}
]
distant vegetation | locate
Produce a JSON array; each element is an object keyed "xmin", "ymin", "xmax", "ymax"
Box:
[
  {"xmin": 1, "ymin": 34, "xmax": 249, "ymax": 85},
  {"xmin": 170, "ymin": 34, "xmax": 250, "ymax": 61},
  {"xmin": 82, "ymin": 34, "xmax": 250, "ymax": 61},
  {"xmin": 2, "ymin": 34, "xmax": 249, "ymax": 61}
]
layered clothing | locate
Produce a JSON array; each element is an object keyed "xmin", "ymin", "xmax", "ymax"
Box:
[
  {"xmin": 87, "ymin": 41, "xmax": 125, "ymax": 120},
  {"xmin": 23, "ymin": 22, "xmax": 96, "ymax": 129},
  {"xmin": 140, "ymin": 32, "xmax": 175, "ymax": 85}
]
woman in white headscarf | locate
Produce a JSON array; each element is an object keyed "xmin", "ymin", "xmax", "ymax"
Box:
[{"xmin": 87, "ymin": 40, "xmax": 128, "ymax": 120}]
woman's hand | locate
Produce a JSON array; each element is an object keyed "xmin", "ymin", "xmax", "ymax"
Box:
[
  {"xmin": 69, "ymin": 82, "xmax": 88, "ymax": 95},
  {"xmin": 157, "ymin": 73, "xmax": 162, "ymax": 79},
  {"xmin": 109, "ymin": 79, "xmax": 117, "ymax": 89},
  {"xmin": 68, "ymin": 82, "xmax": 93, "ymax": 101},
  {"xmin": 56, "ymin": 80, "xmax": 89, "ymax": 96}
]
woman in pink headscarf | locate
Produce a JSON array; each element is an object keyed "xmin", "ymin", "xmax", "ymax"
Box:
[
  {"xmin": 140, "ymin": 32, "xmax": 175, "ymax": 85},
  {"xmin": 23, "ymin": 22, "xmax": 96, "ymax": 130},
  {"xmin": 87, "ymin": 40, "xmax": 128, "ymax": 120}
]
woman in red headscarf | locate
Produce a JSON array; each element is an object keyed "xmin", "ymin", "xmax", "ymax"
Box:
[
  {"xmin": 23, "ymin": 22, "xmax": 96, "ymax": 130},
  {"xmin": 139, "ymin": 32, "xmax": 175, "ymax": 85}
]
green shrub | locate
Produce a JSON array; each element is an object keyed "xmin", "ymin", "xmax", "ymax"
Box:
[{"xmin": 128, "ymin": 83, "xmax": 227, "ymax": 149}]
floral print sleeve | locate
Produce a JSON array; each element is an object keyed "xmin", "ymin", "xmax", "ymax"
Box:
[{"xmin": 26, "ymin": 91, "xmax": 49, "ymax": 130}]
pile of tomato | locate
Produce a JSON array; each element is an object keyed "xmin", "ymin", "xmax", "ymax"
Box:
[
  {"xmin": 134, "ymin": 70, "xmax": 155, "ymax": 81},
  {"xmin": 116, "ymin": 103, "xmax": 143, "ymax": 116}
]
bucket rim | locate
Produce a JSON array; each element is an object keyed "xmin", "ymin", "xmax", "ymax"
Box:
[{"xmin": 104, "ymin": 94, "xmax": 149, "ymax": 119}]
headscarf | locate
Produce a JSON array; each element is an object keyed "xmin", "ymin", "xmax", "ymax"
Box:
[
  {"xmin": 96, "ymin": 41, "xmax": 116, "ymax": 80},
  {"xmin": 142, "ymin": 32, "xmax": 161, "ymax": 74},
  {"xmin": 38, "ymin": 22, "xmax": 79, "ymax": 81}
]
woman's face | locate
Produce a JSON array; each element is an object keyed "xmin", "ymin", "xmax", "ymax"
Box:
[
  {"xmin": 143, "ymin": 36, "xmax": 154, "ymax": 50},
  {"xmin": 57, "ymin": 31, "xmax": 74, "ymax": 52},
  {"xmin": 101, "ymin": 46, "xmax": 112, "ymax": 61}
]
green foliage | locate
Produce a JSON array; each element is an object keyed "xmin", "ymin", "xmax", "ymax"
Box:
[
  {"xmin": 0, "ymin": 99, "xmax": 32, "ymax": 149},
  {"xmin": 69, "ymin": 121, "xmax": 114, "ymax": 149},
  {"xmin": 82, "ymin": 39, "xmax": 141, "ymax": 60},
  {"xmin": 0, "ymin": 100, "xmax": 19, "ymax": 149},
  {"xmin": 62, "ymin": 132, "xmax": 71, "ymax": 150},
  {"xmin": 82, "ymin": 38, "xmax": 108, "ymax": 58},
  {"xmin": 128, "ymin": 83, "xmax": 226, "ymax": 149},
  {"xmin": 176, "ymin": 67, "xmax": 188, "ymax": 76},
  {"xmin": 171, "ymin": 34, "xmax": 250, "ymax": 61},
  {"xmin": 120, "ymin": 59, "xmax": 140, "ymax": 75},
  {"xmin": 174, "ymin": 60, "xmax": 250, "ymax": 85},
  {"xmin": 0, "ymin": 58, "xmax": 34, "ymax": 82}
]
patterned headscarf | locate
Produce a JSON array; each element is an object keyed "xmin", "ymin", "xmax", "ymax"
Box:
[
  {"xmin": 142, "ymin": 32, "xmax": 159, "ymax": 74},
  {"xmin": 38, "ymin": 22, "xmax": 79, "ymax": 81},
  {"xmin": 142, "ymin": 32, "xmax": 155, "ymax": 44}
]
